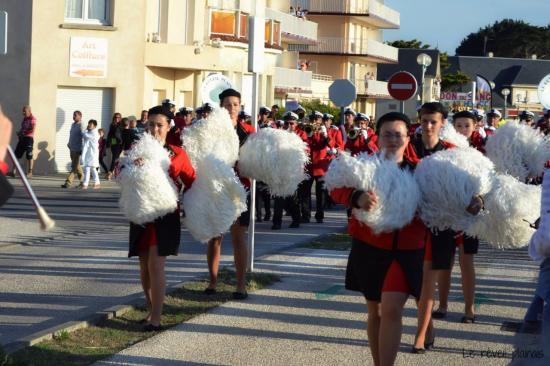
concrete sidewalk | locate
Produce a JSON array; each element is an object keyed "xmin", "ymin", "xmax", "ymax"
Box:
[{"xmin": 94, "ymin": 242, "xmax": 545, "ymax": 366}]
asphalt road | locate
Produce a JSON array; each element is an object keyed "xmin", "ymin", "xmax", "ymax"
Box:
[{"xmin": 0, "ymin": 175, "xmax": 348, "ymax": 350}]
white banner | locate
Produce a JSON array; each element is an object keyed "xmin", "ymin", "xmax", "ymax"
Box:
[{"xmin": 69, "ymin": 37, "xmax": 108, "ymax": 78}]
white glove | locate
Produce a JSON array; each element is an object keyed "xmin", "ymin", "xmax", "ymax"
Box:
[
  {"xmin": 331, "ymin": 147, "xmax": 338, "ymax": 155},
  {"xmin": 320, "ymin": 125, "xmax": 328, "ymax": 137},
  {"xmin": 360, "ymin": 129, "xmax": 368, "ymax": 139}
]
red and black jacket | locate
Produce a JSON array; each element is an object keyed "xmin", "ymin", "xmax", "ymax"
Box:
[{"xmin": 330, "ymin": 156, "xmax": 428, "ymax": 250}]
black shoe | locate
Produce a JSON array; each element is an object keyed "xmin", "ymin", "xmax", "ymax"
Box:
[
  {"xmin": 432, "ymin": 308, "xmax": 447, "ymax": 319},
  {"xmin": 232, "ymin": 291, "xmax": 248, "ymax": 300},
  {"xmin": 424, "ymin": 335, "xmax": 435, "ymax": 349},
  {"xmin": 264, "ymin": 214, "xmax": 271, "ymax": 221},
  {"xmin": 411, "ymin": 347, "xmax": 426, "ymax": 354},
  {"xmin": 289, "ymin": 222, "xmax": 300, "ymax": 228},
  {"xmin": 143, "ymin": 324, "xmax": 162, "ymax": 332},
  {"xmin": 61, "ymin": 183, "xmax": 70, "ymax": 188},
  {"xmin": 271, "ymin": 224, "xmax": 281, "ymax": 230},
  {"xmin": 461, "ymin": 315, "xmax": 475, "ymax": 324},
  {"xmin": 301, "ymin": 218, "xmax": 310, "ymax": 224},
  {"xmin": 256, "ymin": 217, "xmax": 263, "ymax": 222},
  {"xmin": 316, "ymin": 218, "xmax": 323, "ymax": 223},
  {"xmin": 204, "ymin": 288, "xmax": 217, "ymax": 295}
]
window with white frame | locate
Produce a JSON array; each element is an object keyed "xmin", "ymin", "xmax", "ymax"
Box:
[{"xmin": 65, "ymin": 0, "xmax": 112, "ymax": 25}]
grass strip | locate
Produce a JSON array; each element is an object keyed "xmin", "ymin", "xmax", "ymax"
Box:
[
  {"xmin": 300, "ymin": 232, "xmax": 351, "ymax": 251},
  {"xmin": 5, "ymin": 268, "xmax": 279, "ymax": 366}
]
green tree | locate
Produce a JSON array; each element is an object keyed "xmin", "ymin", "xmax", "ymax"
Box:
[
  {"xmin": 441, "ymin": 71, "xmax": 471, "ymax": 91},
  {"xmin": 386, "ymin": 39, "xmax": 431, "ymax": 49},
  {"xmin": 456, "ymin": 19, "xmax": 549, "ymax": 59}
]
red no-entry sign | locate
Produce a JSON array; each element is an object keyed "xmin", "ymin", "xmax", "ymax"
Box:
[{"xmin": 387, "ymin": 71, "xmax": 418, "ymax": 101}]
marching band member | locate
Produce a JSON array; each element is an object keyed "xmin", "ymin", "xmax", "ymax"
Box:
[
  {"xmin": 331, "ymin": 112, "xmax": 428, "ymax": 366},
  {"xmin": 485, "ymin": 109, "xmax": 501, "ymax": 136},
  {"xmin": 435, "ymin": 110, "xmax": 485, "ymax": 327},
  {"xmin": 127, "ymin": 105, "xmax": 196, "ymax": 331},
  {"xmin": 345, "ymin": 113, "xmax": 378, "ymax": 156},
  {"xmin": 323, "ymin": 113, "xmax": 344, "ymax": 152},
  {"xmin": 258, "ymin": 106, "xmax": 274, "ymax": 129},
  {"xmin": 323, "ymin": 113, "xmax": 343, "ymax": 209},
  {"xmin": 409, "ymin": 103, "xmax": 484, "ymax": 353},
  {"xmin": 472, "ymin": 108, "xmax": 487, "ymax": 140},
  {"xmin": 299, "ymin": 111, "xmax": 332, "ymax": 224},
  {"xmin": 519, "ymin": 110, "xmax": 536, "ymax": 127},
  {"xmin": 256, "ymin": 106, "xmax": 274, "ymax": 222},
  {"xmin": 272, "ymin": 111, "xmax": 307, "ymax": 230},
  {"xmin": 205, "ymin": 88, "xmax": 255, "ymax": 300},
  {"xmin": 166, "ymin": 107, "xmax": 193, "ymax": 146}
]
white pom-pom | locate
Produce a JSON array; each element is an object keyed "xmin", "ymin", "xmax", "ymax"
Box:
[
  {"xmin": 485, "ymin": 121, "xmax": 550, "ymax": 181},
  {"xmin": 353, "ymin": 154, "xmax": 420, "ymax": 233},
  {"xmin": 326, "ymin": 152, "xmax": 419, "ymax": 233},
  {"xmin": 468, "ymin": 174, "xmax": 540, "ymax": 249},
  {"xmin": 439, "ymin": 122, "xmax": 469, "ymax": 148},
  {"xmin": 182, "ymin": 107, "xmax": 240, "ymax": 168},
  {"xmin": 414, "ymin": 147, "xmax": 494, "ymax": 232},
  {"xmin": 117, "ymin": 134, "xmax": 179, "ymax": 225},
  {"xmin": 325, "ymin": 151, "xmax": 360, "ymax": 191},
  {"xmin": 183, "ymin": 155, "xmax": 247, "ymax": 243},
  {"xmin": 238, "ymin": 128, "xmax": 309, "ymax": 197}
]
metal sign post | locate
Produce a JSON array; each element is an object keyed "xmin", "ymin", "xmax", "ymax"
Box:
[
  {"xmin": 0, "ymin": 11, "xmax": 7, "ymax": 55},
  {"xmin": 246, "ymin": 16, "xmax": 265, "ymax": 272}
]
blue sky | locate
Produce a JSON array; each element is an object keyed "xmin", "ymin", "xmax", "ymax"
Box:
[{"xmin": 384, "ymin": 0, "xmax": 550, "ymax": 54}]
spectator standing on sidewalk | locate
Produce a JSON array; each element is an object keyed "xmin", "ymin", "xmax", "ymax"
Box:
[
  {"xmin": 121, "ymin": 117, "xmax": 139, "ymax": 152},
  {"xmin": 0, "ymin": 106, "xmax": 14, "ymax": 207},
  {"xmin": 61, "ymin": 111, "xmax": 84, "ymax": 188},
  {"xmin": 98, "ymin": 128, "xmax": 108, "ymax": 174},
  {"xmin": 136, "ymin": 110, "xmax": 148, "ymax": 134},
  {"xmin": 11, "ymin": 105, "xmax": 36, "ymax": 178},
  {"xmin": 106, "ymin": 112, "xmax": 123, "ymax": 180},
  {"xmin": 81, "ymin": 119, "xmax": 100, "ymax": 189}
]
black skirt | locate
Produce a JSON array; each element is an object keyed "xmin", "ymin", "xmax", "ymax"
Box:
[
  {"xmin": 345, "ymin": 238, "xmax": 424, "ymax": 302},
  {"xmin": 128, "ymin": 210, "xmax": 181, "ymax": 257},
  {"xmin": 430, "ymin": 229, "xmax": 457, "ymax": 270}
]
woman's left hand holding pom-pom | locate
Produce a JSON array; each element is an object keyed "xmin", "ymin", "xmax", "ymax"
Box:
[
  {"xmin": 359, "ymin": 191, "xmax": 378, "ymax": 212},
  {"xmin": 466, "ymin": 195, "xmax": 484, "ymax": 215}
]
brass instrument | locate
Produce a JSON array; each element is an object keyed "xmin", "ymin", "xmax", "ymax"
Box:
[
  {"xmin": 303, "ymin": 123, "xmax": 318, "ymax": 137},
  {"xmin": 347, "ymin": 128, "xmax": 360, "ymax": 140}
]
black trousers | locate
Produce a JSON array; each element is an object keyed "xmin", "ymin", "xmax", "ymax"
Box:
[
  {"xmin": 298, "ymin": 176, "xmax": 325, "ymax": 221},
  {"xmin": 273, "ymin": 192, "xmax": 300, "ymax": 226},
  {"xmin": 255, "ymin": 182, "xmax": 271, "ymax": 219},
  {"xmin": 99, "ymin": 154, "xmax": 109, "ymax": 173},
  {"xmin": 109, "ymin": 145, "xmax": 122, "ymax": 172}
]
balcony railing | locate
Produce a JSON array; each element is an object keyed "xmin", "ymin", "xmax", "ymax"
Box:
[
  {"xmin": 274, "ymin": 67, "xmax": 313, "ymax": 92},
  {"xmin": 312, "ymin": 73, "xmax": 332, "ymax": 81},
  {"xmin": 291, "ymin": 0, "xmax": 399, "ymax": 28},
  {"xmin": 266, "ymin": 8, "xmax": 317, "ymax": 44},
  {"xmin": 355, "ymin": 78, "xmax": 391, "ymax": 97},
  {"xmin": 289, "ymin": 37, "xmax": 398, "ymax": 63}
]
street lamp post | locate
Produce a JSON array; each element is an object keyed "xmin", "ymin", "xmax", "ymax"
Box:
[
  {"xmin": 501, "ymin": 88, "xmax": 510, "ymax": 119},
  {"xmin": 416, "ymin": 53, "xmax": 432, "ymax": 104}
]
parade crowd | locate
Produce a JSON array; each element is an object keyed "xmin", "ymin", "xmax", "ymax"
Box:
[{"xmin": 1, "ymin": 92, "xmax": 550, "ymax": 366}]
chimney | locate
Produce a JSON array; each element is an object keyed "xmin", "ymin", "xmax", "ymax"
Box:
[
  {"xmin": 532, "ymin": 54, "xmax": 538, "ymax": 60},
  {"xmin": 487, "ymin": 52, "xmax": 494, "ymax": 58}
]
